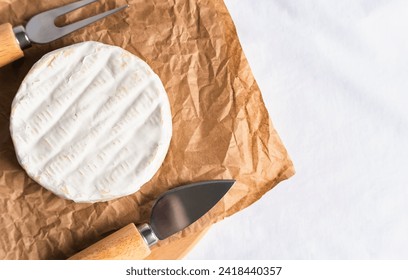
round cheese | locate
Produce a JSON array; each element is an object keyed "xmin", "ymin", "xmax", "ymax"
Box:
[{"xmin": 10, "ymin": 41, "xmax": 172, "ymax": 203}]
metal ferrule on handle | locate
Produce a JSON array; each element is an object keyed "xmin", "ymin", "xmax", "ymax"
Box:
[
  {"xmin": 12, "ymin": 25, "xmax": 31, "ymax": 50},
  {"xmin": 138, "ymin": 223, "xmax": 159, "ymax": 247}
]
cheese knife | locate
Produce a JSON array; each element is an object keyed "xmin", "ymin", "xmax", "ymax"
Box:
[
  {"xmin": 0, "ymin": 0, "xmax": 128, "ymax": 68},
  {"xmin": 68, "ymin": 180, "xmax": 235, "ymax": 260}
]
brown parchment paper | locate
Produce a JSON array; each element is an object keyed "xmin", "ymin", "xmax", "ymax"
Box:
[{"xmin": 0, "ymin": 0, "xmax": 294, "ymax": 259}]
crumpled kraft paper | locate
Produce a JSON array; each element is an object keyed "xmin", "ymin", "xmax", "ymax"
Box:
[{"xmin": 0, "ymin": 0, "xmax": 294, "ymax": 259}]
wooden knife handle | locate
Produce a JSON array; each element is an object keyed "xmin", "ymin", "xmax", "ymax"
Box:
[
  {"xmin": 68, "ymin": 223, "xmax": 151, "ymax": 260},
  {"xmin": 0, "ymin": 23, "xmax": 24, "ymax": 68}
]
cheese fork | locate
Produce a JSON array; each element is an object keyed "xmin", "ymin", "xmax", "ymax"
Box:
[{"xmin": 0, "ymin": 0, "xmax": 128, "ymax": 68}]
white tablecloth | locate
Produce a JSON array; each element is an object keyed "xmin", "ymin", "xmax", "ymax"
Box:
[{"xmin": 187, "ymin": 0, "xmax": 408, "ymax": 259}]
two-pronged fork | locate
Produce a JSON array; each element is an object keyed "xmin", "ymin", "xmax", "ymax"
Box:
[{"xmin": 0, "ymin": 0, "xmax": 128, "ymax": 67}]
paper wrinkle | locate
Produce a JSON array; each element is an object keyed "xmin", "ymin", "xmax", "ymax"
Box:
[{"xmin": 0, "ymin": 0, "xmax": 294, "ymax": 259}]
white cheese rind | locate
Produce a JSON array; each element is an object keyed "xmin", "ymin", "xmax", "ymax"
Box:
[{"xmin": 10, "ymin": 41, "xmax": 172, "ymax": 203}]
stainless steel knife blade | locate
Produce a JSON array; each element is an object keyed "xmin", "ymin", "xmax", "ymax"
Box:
[{"xmin": 149, "ymin": 180, "xmax": 235, "ymax": 240}]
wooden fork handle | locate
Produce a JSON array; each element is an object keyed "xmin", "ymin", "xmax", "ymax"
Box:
[{"xmin": 0, "ymin": 23, "xmax": 24, "ymax": 68}]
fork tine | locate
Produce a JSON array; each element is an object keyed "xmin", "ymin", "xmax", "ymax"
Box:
[
  {"xmin": 25, "ymin": 1, "xmax": 128, "ymax": 44},
  {"xmin": 58, "ymin": 5, "xmax": 128, "ymax": 38},
  {"xmin": 50, "ymin": 0, "xmax": 99, "ymax": 17}
]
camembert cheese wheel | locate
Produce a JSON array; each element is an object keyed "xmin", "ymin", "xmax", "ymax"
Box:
[{"xmin": 10, "ymin": 41, "xmax": 172, "ymax": 203}]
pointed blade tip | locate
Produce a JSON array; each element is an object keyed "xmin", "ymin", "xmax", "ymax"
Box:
[{"xmin": 219, "ymin": 179, "xmax": 235, "ymax": 193}]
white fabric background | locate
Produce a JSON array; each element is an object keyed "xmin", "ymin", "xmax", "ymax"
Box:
[{"xmin": 186, "ymin": 0, "xmax": 408, "ymax": 259}]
